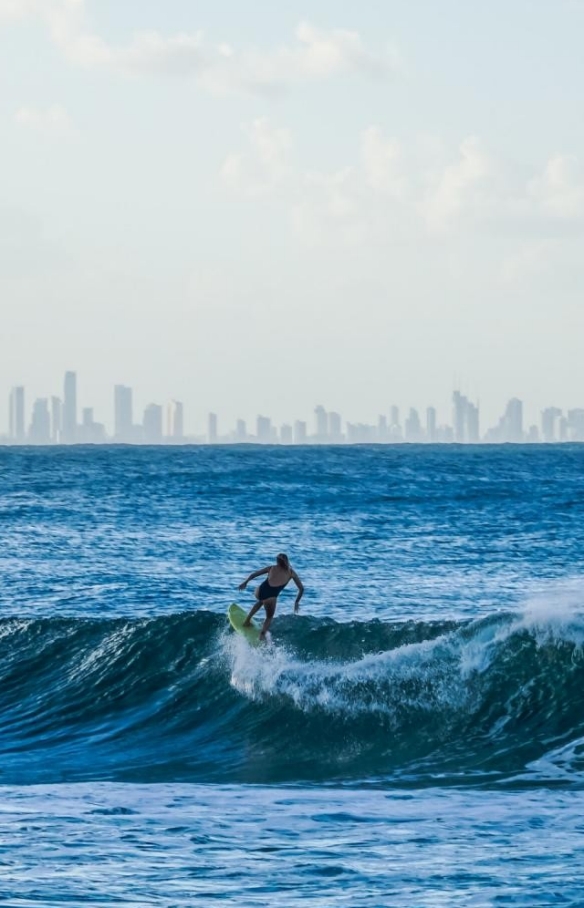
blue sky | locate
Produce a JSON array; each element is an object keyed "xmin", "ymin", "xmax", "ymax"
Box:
[{"xmin": 2, "ymin": 0, "xmax": 584, "ymax": 434}]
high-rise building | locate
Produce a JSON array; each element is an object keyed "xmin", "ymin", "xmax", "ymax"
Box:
[
  {"xmin": 389, "ymin": 406, "xmax": 402, "ymax": 441},
  {"xmin": 453, "ymin": 391, "xmax": 479, "ymax": 443},
  {"xmin": 346, "ymin": 422, "xmax": 375, "ymax": 443},
  {"xmin": 208, "ymin": 412, "xmax": 218, "ymax": 443},
  {"xmin": 504, "ymin": 398, "xmax": 523, "ymax": 443},
  {"xmin": 114, "ymin": 385, "xmax": 133, "ymax": 442},
  {"xmin": 452, "ymin": 391, "xmax": 465, "ymax": 442},
  {"xmin": 235, "ymin": 419, "xmax": 247, "ymax": 442},
  {"xmin": 467, "ymin": 402, "xmax": 480, "ymax": 443},
  {"xmin": 314, "ymin": 405, "xmax": 328, "ymax": 441},
  {"xmin": 62, "ymin": 371, "xmax": 77, "ymax": 443},
  {"xmin": 166, "ymin": 400, "xmax": 184, "ymax": 441},
  {"xmin": 77, "ymin": 407, "xmax": 106, "ymax": 443},
  {"xmin": 9, "ymin": 386, "xmax": 25, "ymax": 442},
  {"xmin": 329, "ymin": 411, "xmax": 342, "ymax": 442},
  {"xmin": 257, "ymin": 415, "xmax": 271, "ymax": 442},
  {"xmin": 294, "ymin": 420, "xmax": 307, "ymax": 444},
  {"xmin": 378, "ymin": 415, "xmax": 388, "ymax": 442},
  {"xmin": 143, "ymin": 404, "xmax": 163, "ymax": 444},
  {"xmin": 567, "ymin": 409, "xmax": 584, "ymax": 441},
  {"xmin": 541, "ymin": 407, "xmax": 562, "ymax": 443},
  {"xmin": 280, "ymin": 424, "xmax": 293, "ymax": 445},
  {"xmin": 405, "ymin": 408, "xmax": 422, "ymax": 442},
  {"xmin": 426, "ymin": 407, "xmax": 437, "ymax": 442},
  {"xmin": 51, "ymin": 396, "xmax": 62, "ymax": 443},
  {"xmin": 29, "ymin": 398, "xmax": 51, "ymax": 444}
]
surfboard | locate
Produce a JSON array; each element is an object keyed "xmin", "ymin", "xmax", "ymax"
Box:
[{"xmin": 228, "ymin": 603, "xmax": 261, "ymax": 647}]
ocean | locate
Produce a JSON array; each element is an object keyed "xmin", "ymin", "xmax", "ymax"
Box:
[{"xmin": 1, "ymin": 445, "xmax": 583, "ymax": 906}]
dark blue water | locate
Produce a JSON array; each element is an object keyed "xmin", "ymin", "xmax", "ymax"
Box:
[{"xmin": 1, "ymin": 445, "xmax": 584, "ymax": 905}]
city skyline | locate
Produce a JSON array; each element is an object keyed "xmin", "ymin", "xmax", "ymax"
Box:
[
  {"xmin": 2, "ymin": 2, "xmax": 584, "ymax": 440},
  {"xmin": 3, "ymin": 371, "xmax": 584, "ymax": 445}
]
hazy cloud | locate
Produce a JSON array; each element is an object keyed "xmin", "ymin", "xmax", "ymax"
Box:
[
  {"xmin": 361, "ymin": 127, "xmax": 407, "ymax": 198},
  {"xmin": 224, "ymin": 121, "xmax": 584, "ymax": 245},
  {"xmin": 221, "ymin": 118, "xmax": 292, "ymax": 195},
  {"xmin": 528, "ymin": 155, "xmax": 584, "ymax": 220},
  {"xmin": 3, "ymin": 1, "xmax": 391, "ymax": 96},
  {"xmin": 14, "ymin": 104, "xmax": 76, "ymax": 137},
  {"xmin": 422, "ymin": 137, "xmax": 493, "ymax": 232}
]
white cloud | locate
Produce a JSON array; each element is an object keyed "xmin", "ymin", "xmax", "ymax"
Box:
[
  {"xmin": 0, "ymin": 0, "xmax": 81, "ymax": 23},
  {"xmin": 221, "ymin": 118, "xmax": 292, "ymax": 195},
  {"xmin": 3, "ymin": 2, "xmax": 391, "ymax": 96},
  {"xmin": 0, "ymin": 0, "xmax": 40, "ymax": 19},
  {"xmin": 223, "ymin": 121, "xmax": 584, "ymax": 248},
  {"xmin": 422, "ymin": 136, "xmax": 493, "ymax": 232},
  {"xmin": 361, "ymin": 126, "xmax": 406, "ymax": 198},
  {"xmin": 14, "ymin": 104, "xmax": 76, "ymax": 136},
  {"xmin": 528, "ymin": 154, "xmax": 584, "ymax": 220}
]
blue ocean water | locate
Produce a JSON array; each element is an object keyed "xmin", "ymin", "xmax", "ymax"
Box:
[{"xmin": 1, "ymin": 445, "xmax": 584, "ymax": 905}]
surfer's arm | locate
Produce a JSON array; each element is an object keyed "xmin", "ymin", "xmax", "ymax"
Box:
[
  {"xmin": 291, "ymin": 570, "xmax": 304, "ymax": 612},
  {"xmin": 238, "ymin": 566, "xmax": 270, "ymax": 591}
]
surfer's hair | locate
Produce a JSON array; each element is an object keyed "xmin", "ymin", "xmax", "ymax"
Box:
[{"xmin": 276, "ymin": 553, "xmax": 289, "ymax": 568}]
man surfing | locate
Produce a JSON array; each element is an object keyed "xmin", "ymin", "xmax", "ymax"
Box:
[{"xmin": 239, "ymin": 553, "xmax": 304, "ymax": 640}]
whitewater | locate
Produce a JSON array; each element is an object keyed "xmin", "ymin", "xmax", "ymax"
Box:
[{"xmin": 1, "ymin": 444, "xmax": 584, "ymax": 905}]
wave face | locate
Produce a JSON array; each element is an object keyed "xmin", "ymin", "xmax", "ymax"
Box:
[{"xmin": 1, "ymin": 606, "xmax": 584, "ymax": 787}]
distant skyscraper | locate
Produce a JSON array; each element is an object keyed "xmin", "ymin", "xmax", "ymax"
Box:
[
  {"xmin": 143, "ymin": 404, "xmax": 163, "ymax": 444},
  {"xmin": 389, "ymin": 406, "xmax": 402, "ymax": 441},
  {"xmin": 453, "ymin": 391, "xmax": 479, "ymax": 443},
  {"xmin": 504, "ymin": 398, "xmax": 523, "ymax": 443},
  {"xmin": 294, "ymin": 420, "xmax": 307, "ymax": 444},
  {"xmin": 467, "ymin": 402, "xmax": 480, "ymax": 443},
  {"xmin": 208, "ymin": 412, "xmax": 218, "ymax": 443},
  {"xmin": 452, "ymin": 391, "xmax": 465, "ymax": 442},
  {"xmin": 9, "ymin": 386, "xmax": 25, "ymax": 442},
  {"xmin": 567, "ymin": 409, "xmax": 584, "ymax": 442},
  {"xmin": 235, "ymin": 419, "xmax": 247, "ymax": 442},
  {"xmin": 280, "ymin": 424, "xmax": 293, "ymax": 445},
  {"xmin": 329, "ymin": 411, "xmax": 342, "ymax": 442},
  {"xmin": 166, "ymin": 400, "xmax": 184, "ymax": 441},
  {"xmin": 541, "ymin": 407, "xmax": 562, "ymax": 443},
  {"xmin": 257, "ymin": 415, "xmax": 271, "ymax": 442},
  {"xmin": 426, "ymin": 407, "xmax": 437, "ymax": 442},
  {"xmin": 114, "ymin": 385, "xmax": 133, "ymax": 442},
  {"xmin": 62, "ymin": 371, "xmax": 77, "ymax": 443},
  {"xmin": 51, "ymin": 396, "xmax": 62, "ymax": 443},
  {"xmin": 29, "ymin": 398, "xmax": 51, "ymax": 444},
  {"xmin": 314, "ymin": 405, "xmax": 328, "ymax": 441},
  {"xmin": 405, "ymin": 408, "xmax": 422, "ymax": 442},
  {"xmin": 79, "ymin": 408, "xmax": 106, "ymax": 443},
  {"xmin": 378, "ymin": 414, "xmax": 388, "ymax": 442},
  {"xmin": 79, "ymin": 407, "xmax": 92, "ymax": 444}
]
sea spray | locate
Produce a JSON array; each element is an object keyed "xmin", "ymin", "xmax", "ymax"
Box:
[{"xmin": 0, "ymin": 607, "xmax": 582, "ymax": 786}]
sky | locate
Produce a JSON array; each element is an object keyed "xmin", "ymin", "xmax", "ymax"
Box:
[{"xmin": 1, "ymin": 0, "xmax": 584, "ymax": 435}]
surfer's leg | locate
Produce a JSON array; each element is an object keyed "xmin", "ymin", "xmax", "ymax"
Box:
[
  {"xmin": 259, "ymin": 599, "xmax": 277, "ymax": 639},
  {"xmin": 243, "ymin": 595, "xmax": 263, "ymax": 626}
]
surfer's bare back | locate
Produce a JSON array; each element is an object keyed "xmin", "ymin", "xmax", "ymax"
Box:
[{"xmin": 239, "ymin": 553, "xmax": 304, "ymax": 640}]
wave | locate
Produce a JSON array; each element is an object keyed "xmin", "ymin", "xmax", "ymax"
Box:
[{"xmin": 1, "ymin": 603, "xmax": 584, "ymax": 787}]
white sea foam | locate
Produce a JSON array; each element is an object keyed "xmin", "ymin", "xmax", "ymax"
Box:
[
  {"xmin": 510, "ymin": 579, "xmax": 584, "ymax": 649},
  {"xmin": 225, "ymin": 626, "xmax": 474, "ymax": 721}
]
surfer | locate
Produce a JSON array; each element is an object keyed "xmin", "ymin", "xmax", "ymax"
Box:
[{"xmin": 239, "ymin": 553, "xmax": 304, "ymax": 640}]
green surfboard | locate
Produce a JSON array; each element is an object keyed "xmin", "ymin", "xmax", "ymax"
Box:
[{"xmin": 228, "ymin": 603, "xmax": 261, "ymax": 647}]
